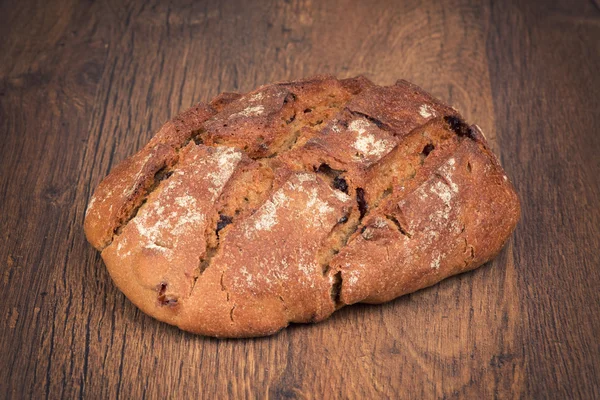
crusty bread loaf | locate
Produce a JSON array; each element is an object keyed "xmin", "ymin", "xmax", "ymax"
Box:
[{"xmin": 84, "ymin": 75, "xmax": 520, "ymax": 337}]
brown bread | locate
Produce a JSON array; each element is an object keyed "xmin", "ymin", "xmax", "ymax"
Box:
[{"xmin": 84, "ymin": 75, "xmax": 520, "ymax": 337}]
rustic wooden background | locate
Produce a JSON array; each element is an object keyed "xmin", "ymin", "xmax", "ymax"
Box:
[{"xmin": 1, "ymin": 0, "xmax": 599, "ymax": 398}]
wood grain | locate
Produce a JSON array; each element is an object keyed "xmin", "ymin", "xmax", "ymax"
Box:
[{"xmin": 0, "ymin": 0, "xmax": 598, "ymax": 398}]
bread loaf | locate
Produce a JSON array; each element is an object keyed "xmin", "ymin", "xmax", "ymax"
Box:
[{"xmin": 84, "ymin": 75, "xmax": 520, "ymax": 337}]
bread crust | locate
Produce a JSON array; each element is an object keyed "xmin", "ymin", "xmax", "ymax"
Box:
[{"xmin": 84, "ymin": 75, "xmax": 520, "ymax": 337}]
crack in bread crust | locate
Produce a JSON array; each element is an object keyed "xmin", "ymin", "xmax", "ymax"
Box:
[
  {"xmin": 85, "ymin": 75, "xmax": 520, "ymax": 337},
  {"xmin": 189, "ymin": 159, "xmax": 276, "ymax": 299}
]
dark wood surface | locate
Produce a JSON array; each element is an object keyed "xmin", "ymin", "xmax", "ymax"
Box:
[{"xmin": 1, "ymin": 0, "xmax": 599, "ymax": 398}]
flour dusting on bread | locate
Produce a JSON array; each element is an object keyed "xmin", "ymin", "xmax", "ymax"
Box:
[{"xmin": 350, "ymin": 119, "xmax": 394, "ymax": 159}]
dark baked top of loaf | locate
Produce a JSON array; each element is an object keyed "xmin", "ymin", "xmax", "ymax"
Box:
[{"xmin": 84, "ymin": 75, "xmax": 520, "ymax": 337}]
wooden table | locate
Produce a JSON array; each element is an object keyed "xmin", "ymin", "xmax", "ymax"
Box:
[{"xmin": 1, "ymin": 0, "xmax": 599, "ymax": 398}]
